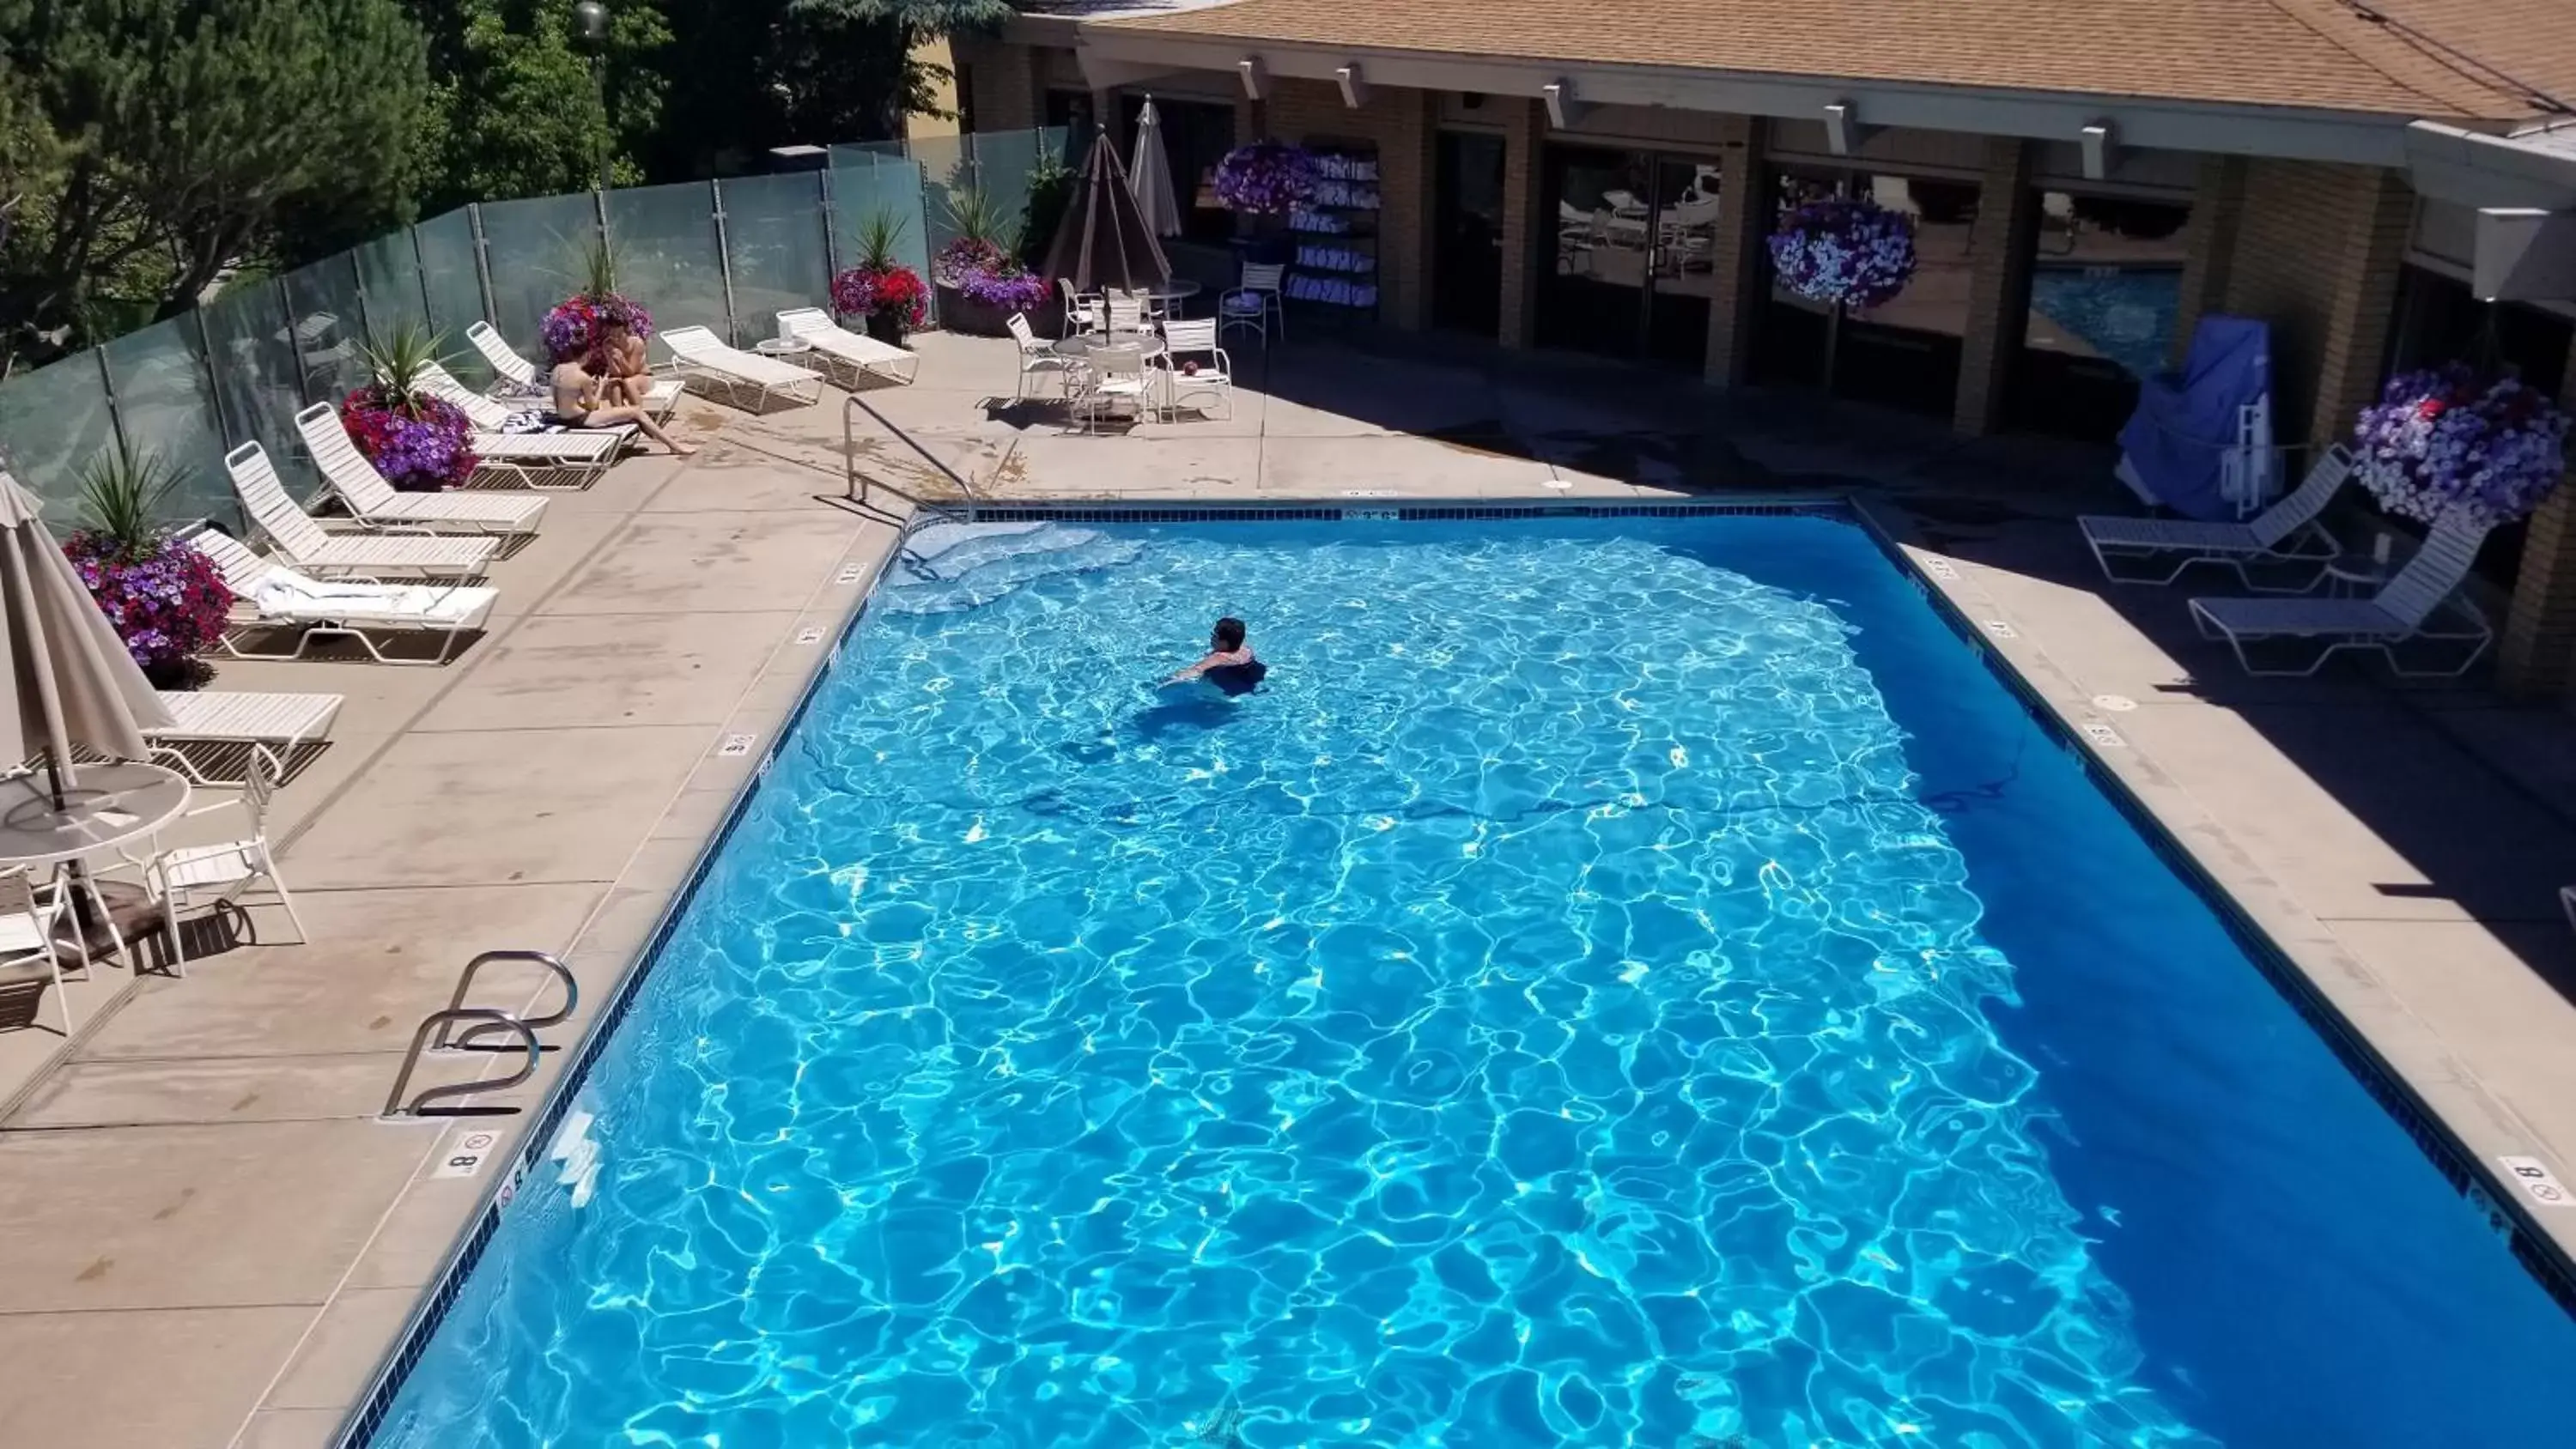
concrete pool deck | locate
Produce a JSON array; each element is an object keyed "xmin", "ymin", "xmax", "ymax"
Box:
[{"xmin": 0, "ymin": 329, "xmax": 2571, "ymax": 1446}]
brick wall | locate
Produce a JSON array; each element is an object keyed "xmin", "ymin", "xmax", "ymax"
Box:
[
  {"xmin": 1261, "ymin": 77, "xmax": 1436, "ymax": 331},
  {"xmin": 1497, "ymin": 100, "xmax": 1542, "ymax": 348},
  {"xmin": 1701, "ymin": 115, "xmax": 1765, "ymax": 386},
  {"xmin": 1953, "ymin": 138, "xmax": 2039, "ymax": 434},
  {"xmin": 2219, "ymin": 160, "xmax": 2411, "ymax": 447},
  {"xmin": 2499, "ymin": 367, "xmax": 2576, "ymax": 697},
  {"xmin": 955, "ymin": 37, "xmax": 1039, "ymax": 133},
  {"xmin": 2168, "ymin": 154, "xmax": 2246, "ymax": 371}
]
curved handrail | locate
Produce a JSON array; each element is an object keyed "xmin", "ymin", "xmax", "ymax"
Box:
[
  {"xmin": 432, "ymin": 949, "xmax": 578, "ymax": 1051},
  {"xmin": 380, "ymin": 1009, "xmax": 540, "ymax": 1118},
  {"xmin": 843, "ymin": 391, "xmax": 980, "ymax": 521}
]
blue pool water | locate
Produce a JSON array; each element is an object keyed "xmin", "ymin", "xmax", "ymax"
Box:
[
  {"xmin": 2028, "ymin": 269, "xmax": 2180, "ymax": 380},
  {"xmin": 373, "ymin": 515, "xmax": 2576, "ymax": 1448}
]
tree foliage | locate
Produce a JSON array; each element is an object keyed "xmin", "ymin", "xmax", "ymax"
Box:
[
  {"xmin": 0, "ymin": 0, "xmax": 433, "ymax": 371},
  {"xmin": 407, "ymin": 0, "xmax": 673, "ymax": 211}
]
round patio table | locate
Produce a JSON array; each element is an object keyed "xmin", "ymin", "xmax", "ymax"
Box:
[
  {"xmin": 1140, "ymin": 279, "xmax": 1203, "ymax": 317},
  {"xmin": 0, "ymin": 761, "xmax": 191, "ymax": 867}
]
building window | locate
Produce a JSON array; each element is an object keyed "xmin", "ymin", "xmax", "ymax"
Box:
[
  {"xmin": 1753, "ymin": 167, "xmax": 1977, "ymax": 417},
  {"xmin": 955, "ymin": 64, "xmax": 977, "ymax": 136},
  {"xmin": 2010, "ymin": 191, "xmax": 2193, "ymax": 441},
  {"xmin": 1045, "ymin": 88, "xmax": 1095, "ymax": 163},
  {"xmin": 1120, "ymin": 94, "xmax": 1237, "ymax": 245}
]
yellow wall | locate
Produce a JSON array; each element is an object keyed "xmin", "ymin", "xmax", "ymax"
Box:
[{"xmin": 907, "ymin": 33, "xmax": 961, "ymax": 141}]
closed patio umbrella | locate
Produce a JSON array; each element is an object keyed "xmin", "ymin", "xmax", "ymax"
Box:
[
  {"xmin": 1044, "ymin": 125, "xmax": 1173, "ymax": 295},
  {"xmin": 0, "ymin": 470, "xmax": 172, "ymax": 802},
  {"xmin": 1131, "ymin": 96, "xmax": 1183, "ymax": 239}
]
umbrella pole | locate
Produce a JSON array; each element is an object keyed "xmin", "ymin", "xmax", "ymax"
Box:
[{"xmin": 2, "ymin": 543, "xmax": 75, "ymax": 810}]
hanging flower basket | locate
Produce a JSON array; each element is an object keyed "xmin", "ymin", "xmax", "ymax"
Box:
[
  {"xmin": 64, "ymin": 533, "xmax": 233, "ymax": 684},
  {"xmin": 932, "ymin": 239, "xmax": 1048, "ymax": 336},
  {"xmin": 541, "ymin": 292, "xmax": 654, "ymax": 365},
  {"xmin": 831, "ymin": 262, "xmax": 929, "ymax": 344},
  {"xmin": 1213, "ymin": 142, "xmax": 1320, "ymax": 216},
  {"xmin": 1766, "ymin": 197, "xmax": 1917, "ymax": 311},
  {"xmin": 341, "ymin": 387, "xmax": 477, "ymax": 492},
  {"xmin": 2353, "ymin": 364, "xmax": 2573, "ymax": 525}
]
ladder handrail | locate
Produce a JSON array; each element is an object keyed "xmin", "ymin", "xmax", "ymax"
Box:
[
  {"xmin": 381, "ymin": 1009, "xmax": 540, "ymax": 1118},
  {"xmin": 843, "ymin": 391, "xmax": 981, "ymax": 521},
  {"xmin": 430, "ymin": 949, "xmax": 577, "ymax": 1051}
]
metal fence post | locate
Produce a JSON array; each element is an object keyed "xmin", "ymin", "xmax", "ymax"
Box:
[
  {"xmin": 469, "ymin": 203, "xmax": 500, "ymax": 336},
  {"xmin": 593, "ymin": 186, "xmax": 611, "ymax": 253},
  {"xmin": 192, "ymin": 305, "xmax": 237, "ymax": 449},
  {"xmin": 711, "ymin": 179, "xmax": 740, "ymax": 345},
  {"xmin": 818, "ymin": 164, "xmax": 841, "ymax": 288},
  {"xmin": 410, "ymin": 224, "xmax": 437, "ymax": 332},
  {"xmin": 276, "ymin": 276, "xmax": 318, "ymax": 407},
  {"xmin": 348, "ymin": 250, "xmax": 374, "ymax": 343},
  {"xmin": 95, "ymin": 348, "xmax": 128, "ymax": 460}
]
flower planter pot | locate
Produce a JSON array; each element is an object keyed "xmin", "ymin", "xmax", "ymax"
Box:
[
  {"xmin": 934, "ymin": 285, "xmax": 1012, "ymax": 337},
  {"xmin": 861, "ymin": 310, "xmax": 909, "ymax": 347}
]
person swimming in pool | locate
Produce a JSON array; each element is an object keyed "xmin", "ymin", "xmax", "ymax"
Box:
[{"xmin": 1168, "ymin": 616, "xmax": 1267, "ymax": 695}]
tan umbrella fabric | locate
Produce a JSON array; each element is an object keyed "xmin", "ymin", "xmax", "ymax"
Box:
[
  {"xmin": 1131, "ymin": 97, "xmax": 1183, "ymax": 239},
  {"xmin": 1043, "ymin": 127, "xmax": 1174, "ymax": 295},
  {"xmin": 0, "ymin": 470, "xmax": 173, "ymax": 778}
]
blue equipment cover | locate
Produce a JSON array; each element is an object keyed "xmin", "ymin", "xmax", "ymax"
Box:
[{"xmin": 2117, "ymin": 315, "xmax": 2269, "ymax": 522}]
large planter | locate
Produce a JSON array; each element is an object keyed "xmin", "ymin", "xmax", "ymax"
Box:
[
  {"xmin": 64, "ymin": 531, "xmax": 234, "ymax": 687},
  {"xmin": 860, "ymin": 310, "xmax": 909, "ymax": 347},
  {"xmin": 341, "ymin": 390, "xmax": 477, "ymax": 492},
  {"xmin": 935, "ymin": 284, "xmax": 1012, "ymax": 337}
]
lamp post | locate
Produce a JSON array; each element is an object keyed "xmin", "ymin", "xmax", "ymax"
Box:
[{"xmin": 574, "ymin": 0, "xmax": 612, "ymax": 195}]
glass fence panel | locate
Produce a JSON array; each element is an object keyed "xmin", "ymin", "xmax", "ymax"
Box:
[
  {"xmin": 0, "ymin": 350, "xmax": 117, "ymax": 517},
  {"xmin": 279, "ymin": 254, "xmax": 370, "ymax": 401},
  {"xmin": 477, "ymin": 192, "xmax": 605, "ymax": 356},
  {"xmin": 415, "ymin": 208, "xmax": 496, "ymax": 385},
  {"xmin": 198, "ymin": 279, "xmax": 317, "ymax": 497},
  {"xmin": 829, "ymin": 147, "xmax": 933, "ymax": 300},
  {"xmin": 603, "ymin": 181, "xmax": 729, "ymax": 347},
  {"xmin": 100, "ymin": 318, "xmax": 234, "ymax": 527},
  {"xmin": 914, "ymin": 133, "xmax": 973, "ymax": 300},
  {"xmin": 353, "ymin": 229, "xmax": 430, "ymax": 343},
  {"xmin": 971, "ymin": 126, "xmax": 1068, "ymax": 263},
  {"xmin": 719, "ymin": 173, "xmax": 832, "ymax": 346}
]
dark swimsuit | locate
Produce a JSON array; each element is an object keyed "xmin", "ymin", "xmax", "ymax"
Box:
[{"xmin": 1204, "ymin": 658, "xmax": 1267, "ymax": 695}]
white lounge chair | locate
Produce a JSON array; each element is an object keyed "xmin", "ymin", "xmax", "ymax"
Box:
[
  {"xmin": 2081, "ymin": 445, "xmax": 2352, "ymax": 589},
  {"xmin": 404, "ymin": 367, "xmax": 623, "ymax": 489},
  {"xmin": 228, "ymin": 455, "xmax": 495, "ymax": 582},
  {"xmin": 775, "ymin": 308, "xmax": 920, "ymax": 388},
  {"xmin": 274, "ymin": 416, "xmax": 549, "ymax": 536},
  {"xmin": 465, "ymin": 320, "xmax": 682, "ymax": 417},
  {"xmin": 659, "ymin": 324, "xmax": 823, "ymax": 412},
  {"xmin": 190, "ymin": 528, "xmax": 497, "ymax": 667},
  {"xmin": 147, "ymin": 689, "xmax": 343, "ymax": 786},
  {"xmin": 1153, "ymin": 318, "xmax": 1235, "ymax": 421},
  {"xmin": 2188, "ymin": 505, "xmax": 2495, "ymax": 677}
]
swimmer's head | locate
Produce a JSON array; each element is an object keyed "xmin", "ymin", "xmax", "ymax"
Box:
[{"xmin": 1212, "ymin": 616, "xmax": 1246, "ymax": 650}]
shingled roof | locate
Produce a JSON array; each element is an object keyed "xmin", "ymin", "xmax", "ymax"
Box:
[{"xmin": 1102, "ymin": 0, "xmax": 2574, "ymax": 122}]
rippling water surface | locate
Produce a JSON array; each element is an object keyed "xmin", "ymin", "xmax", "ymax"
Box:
[{"xmin": 377, "ymin": 516, "xmax": 2576, "ymax": 1449}]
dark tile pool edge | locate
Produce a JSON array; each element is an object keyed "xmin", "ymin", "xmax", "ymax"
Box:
[{"xmin": 331, "ymin": 497, "xmax": 2576, "ymax": 1446}]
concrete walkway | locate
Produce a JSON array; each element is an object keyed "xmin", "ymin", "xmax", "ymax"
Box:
[{"xmin": 0, "ymin": 328, "xmax": 2570, "ymax": 1447}]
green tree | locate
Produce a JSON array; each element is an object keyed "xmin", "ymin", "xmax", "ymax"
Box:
[
  {"xmin": 645, "ymin": 0, "xmax": 1009, "ymax": 178},
  {"xmin": 0, "ymin": 0, "xmax": 434, "ymax": 367},
  {"xmin": 410, "ymin": 0, "xmax": 673, "ymax": 210}
]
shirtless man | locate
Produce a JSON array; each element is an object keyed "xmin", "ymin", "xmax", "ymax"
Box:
[{"xmin": 550, "ymin": 357, "xmax": 694, "ymax": 456}]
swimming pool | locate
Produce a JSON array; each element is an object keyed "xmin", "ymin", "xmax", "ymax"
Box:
[{"xmin": 362, "ymin": 511, "xmax": 2576, "ymax": 1448}]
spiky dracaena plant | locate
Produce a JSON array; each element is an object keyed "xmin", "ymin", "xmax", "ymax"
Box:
[
  {"xmin": 73, "ymin": 443, "xmax": 185, "ymax": 564},
  {"xmin": 853, "ymin": 208, "xmax": 910, "ymax": 270},
  {"xmin": 357, "ymin": 323, "xmax": 452, "ymax": 418}
]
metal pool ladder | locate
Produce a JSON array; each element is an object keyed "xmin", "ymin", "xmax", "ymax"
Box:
[
  {"xmin": 380, "ymin": 949, "xmax": 580, "ymax": 1119},
  {"xmin": 842, "ymin": 391, "xmax": 986, "ymax": 522}
]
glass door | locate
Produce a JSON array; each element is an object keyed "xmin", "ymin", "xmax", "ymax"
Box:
[
  {"xmin": 1433, "ymin": 131, "xmax": 1507, "ymax": 336},
  {"xmin": 1538, "ymin": 145, "xmax": 1653, "ymax": 357},
  {"xmin": 1540, "ymin": 146, "xmax": 1719, "ymax": 368}
]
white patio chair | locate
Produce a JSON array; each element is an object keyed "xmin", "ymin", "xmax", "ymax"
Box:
[
  {"xmin": 189, "ymin": 527, "xmax": 498, "ymax": 667},
  {"xmin": 147, "ymin": 689, "xmax": 343, "ymax": 787},
  {"xmin": 2081, "ymin": 444, "xmax": 2354, "ymax": 589},
  {"xmin": 2187, "ymin": 505, "xmax": 2495, "ymax": 677},
  {"xmin": 1104, "ymin": 291, "xmax": 1149, "ymax": 335},
  {"xmin": 1006, "ymin": 312, "xmax": 1076, "ymax": 400},
  {"xmin": 659, "ymin": 325, "xmax": 824, "ymax": 411},
  {"xmin": 776, "ymin": 307, "xmax": 920, "ymax": 387},
  {"xmin": 228, "ymin": 455, "xmax": 497, "ymax": 582},
  {"xmin": 1154, "ymin": 319, "xmax": 1234, "ymax": 421},
  {"xmin": 1057, "ymin": 277, "xmax": 1101, "ymax": 334},
  {"xmin": 275, "ymin": 419, "xmax": 550, "ymax": 535},
  {"xmin": 0, "ymin": 866, "xmax": 82, "ymax": 1034},
  {"xmin": 1219, "ymin": 263, "xmax": 1285, "ymax": 343},
  {"xmin": 123, "ymin": 750, "xmax": 304, "ymax": 975},
  {"xmin": 466, "ymin": 320, "xmax": 682, "ymax": 416},
  {"xmin": 1072, "ymin": 346, "xmax": 1152, "ymax": 433}
]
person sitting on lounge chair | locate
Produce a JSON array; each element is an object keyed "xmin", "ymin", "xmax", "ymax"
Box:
[
  {"xmin": 594, "ymin": 311, "xmax": 656, "ymax": 409},
  {"xmin": 549, "ymin": 358, "xmax": 695, "ymax": 456}
]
